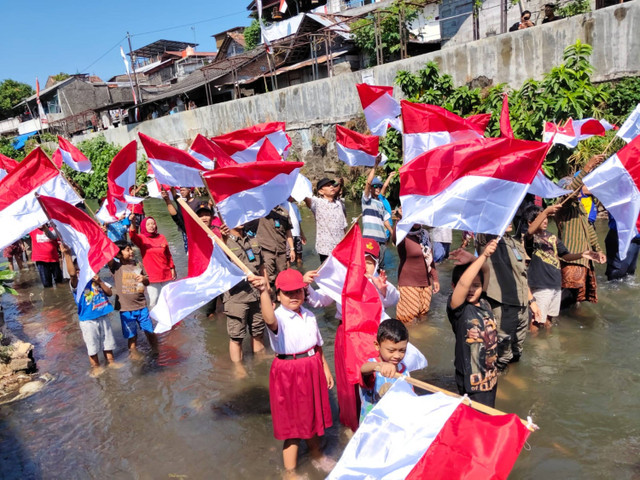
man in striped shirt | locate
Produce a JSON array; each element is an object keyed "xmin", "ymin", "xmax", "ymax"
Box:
[{"xmin": 362, "ymin": 156, "xmax": 392, "ymax": 268}]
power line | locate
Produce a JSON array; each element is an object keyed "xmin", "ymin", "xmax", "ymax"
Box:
[
  {"xmin": 131, "ymin": 9, "xmax": 249, "ymax": 38},
  {"xmin": 80, "ymin": 36, "xmax": 127, "ymax": 73}
]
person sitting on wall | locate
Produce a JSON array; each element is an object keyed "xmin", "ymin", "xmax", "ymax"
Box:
[
  {"xmin": 542, "ymin": 3, "xmax": 563, "ymax": 23},
  {"xmin": 509, "ymin": 10, "xmax": 535, "ymax": 31}
]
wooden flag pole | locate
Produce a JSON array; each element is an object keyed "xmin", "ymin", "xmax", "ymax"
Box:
[
  {"xmin": 393, "ymin": 373, "xmax": 537, "ymax": 432},
  {"xmin": 177, "ymin": 198, "xmax": 252, "ymax": 275},
  {"xmin": 199, "ymin": 170, "xmax": 226, "ymax": 226}
]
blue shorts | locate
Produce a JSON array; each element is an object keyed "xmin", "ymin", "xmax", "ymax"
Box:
[{"xmin": 119, "ymin": 308, "xmax": 153, "ymax": 339}]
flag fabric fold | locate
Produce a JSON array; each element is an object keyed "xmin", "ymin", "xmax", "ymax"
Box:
[
  {"xmin": 336, "ymin": 125, "xmax": 380, "ymax": 167},
  {"xmin": 139, "ymin": 133, "xmax": 207, "ymax": 187},
  {"xmin": 210, "ymin": 122, "xmax": 291, "ymax": 163},
  {"xmin": 356, "ymin": 83, "xmax": 402, "ymax": 136},
  {"xmin": 0, "ymin": 153, "xmax": 19, "ymax": 181},
  {"xmin": 617, "ymin": 103, "xmax": 640, "ymax": 143},
  {"xmin": 96, "ymin": 141, "xmax": 142, "ymax": 223},
  {"xmin": 583, "ymin": 135, "xmax": 640, "ymax": 260},
  {"xmin": 500, "ymin": 94, "xmax": 514, "ymax": 139},
  {"xmin": 202, "ymin": 160, "xmax": 303, "ymax": 228},
  {"xmin": 396, "ymin": 136, "xmax": 550, "ymax": 244},
  {"xmin": 528, "ymin": 169, "xmax": 571, "ymax": 198},
  {"xmin": 37, "ymin": 195, "xmax": 119, "ymax": 302},
  {"xmin": 256, "ymin": 138, "xmax": 282, "ymax": 162},
  {"xmin": 187, "ymin": 134, "xmax": 218, "ymax": 170},
  {"xmin": 0, "ymin": 147, "xmax": 82, "ymax": 250},
  {"xmin": 150, "ymin": 209, "xmax": 245, "ymax": 334},
  {"xmin": 52, "ymin": 136, "xmax": 92, "ymax": 173},
  {"xmin": 542, "ymin": 118, "xmax": 615, "ymax": 148}
]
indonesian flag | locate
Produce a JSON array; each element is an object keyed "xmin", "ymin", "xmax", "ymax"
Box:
[
  {"xmin": 329, "ymin": 379, "xmax": 531, "ymax": 480},
  {"xmin": 0, "ymin": 153, "xmax": 19, "ymax": 181},
  {"xmin": 336, "ymin": 125, "xmax": 380, "ymax": 167},
  {"xmin": 145, "ymin": 178, "xmax": 174, "ymax": 200},
  {"xmin": 356, "ymin": 83, "xmax": 402, "ymax": 136},
  {"xmin": 583, "ymin": 135, "xmax": 640, "ymax": 260},
  {"xmin": 52, "ymin": 136, "xmax": 92, "ymax": 173},
  {"xmin": 202, "ymin": 160, "xmax": 303, "ymax": 228},
  {"xmin": 279, "ymin": 0, "xmax": 288, "ymax": 13},
  {"xmin": 256, "ymin": 138, "xmax": 282, "ymax": 162},
  {"xmin": 187, "ymin": 134, "xmax": 218, "ymax": 170},
  {"xmin": 500, "ymin": 94, "xmax": 515, "ymax": 139},
  {"xmin": 396, "ymin": 137, "xmax": 550, "ymax": 244},
  {"xmin": 0, "ymin": 147, "xmax": 82, "ymax": 250},
  {"xmin": 139, "ymin": 133, "xmax": 207, "ymax": 187},
  {"xmin": 542, "ymin": 118, "xmax": 615, "ymax": 148},
  {"xmin": 401, "ymin": 100, "xmax": 488, "ymax": 164},
  {"xmin": 150, "ymin": 206, "xmax": 245, "ymax": 334},
  {"xmin": 211, "ymin": 122, "xmax": 291, "ymax": 163},
  {"xmin": 528, "ymin": 169, "xmax": 571, "ymax": 198},
  {"xmin": 617, "ymin": 103, "xmax": 640, "ymax": 143},
  {"xmin": 96, "ymin": 141, "xmax": 142, "ymax": 223},
  {"xmin": 37, "ymin": 195, "xmax": 119, "ymax": 302}
]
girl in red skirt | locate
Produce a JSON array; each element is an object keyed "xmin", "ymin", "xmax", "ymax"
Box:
[{"xmin": 252, "ymin": 269, "xmax": 335, "ymax": 478}]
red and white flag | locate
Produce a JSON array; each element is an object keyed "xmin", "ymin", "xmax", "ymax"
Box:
[
  {"xmin": 96, "ymin": 141, "xmax": 142, "ymax": 223},
  {"xmin": 256, "ymin": 138, "xmax": 282, "ymax": 162},
  {"xmin": 617, "ymin": 103, "xmax": 640, "ymax": 143},
  {"xmin": 211, "ymin": 122, "xmax": 291, "ymax": 163},
  {"xmin": 329, "ymin": 379, "xmax": 531, "ymax": 480},
  {"xmin": 139, "ymin": 133, "xmax": 207, "ymax": 187},
  {"xmin": 500, "ymin": 94, "xmax": 515, "ymax": 139},
  {"xmin": 542, "ymin": 118, "xmax": 615, "ymax": 148},
  {"xmin": 396, "ymin": 137, "xmax": 550, "ymax": 244},
  {"xmin": 0, "ymin": 147, "xmax": 82, "ymax": 250},
  {"xmin": 36, "ymin": 77, "xmax": 48, "ymax": 127},
  {"xmin": 0, "ymin": 153, "xmax": 19, "ymax": 181},
  {"xmin": 37, "ymin": 195, "xmax": 119, "ymax": 302},
  {"xmin": 401, "ymin": 100, "xmax": 488, "ymax": 164},
  {"xmin": 202, "ymin": 160, "xmax": 303, "ymax": 228},
  {"xmin": 150, "ymin": 208, "xmax": 246, "ymax": 334},
  {"xmin": 279, "ymin": 0, "xmax": 288, "ymax": 13},
  {"xmin": 336, "ymin": 125, "xmax": 380, "ymax": 167},
  {"xmin": 356, "ymin": 83, "xmax": 402, "ymax": 136},
  {"xmin": 528, "ymin": 169, "xmax": 571, "ymax": 198},
  {"xmin": 52, "ymin": 136, "xmax": 92, "ymax": 173},
  {"xmin": 583, "ymin": 135, "xmax": 640, "ymax": 260},
  {"xmin": 187, "ymin": 134, "xmax": 218, "ymax": 170}
]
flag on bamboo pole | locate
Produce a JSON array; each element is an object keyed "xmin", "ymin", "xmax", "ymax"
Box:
[
  {"xmin": 355, "ymin": 83, "xmax": 402, "ymax": 136},
  {"xmin": 0, "ymin": 153, "xmax": 19, "ymax": 181},
  {"xmin": 0, "ymin": 147, "xmax": 82, "ymax": 250},
  {"xmin": 210, "ymin": 122, "xmax": 291, "ymax": 163},
  {"xmin": 52, "ymin": 136, "xmax": 92, "ymax": 173},
  {"xmin": 616, "ymin": 103, "xmax": 640, "ymax": 143},
  {"xmin": 542, "ymin": 118, "xmax": 615, "ymax": 148},
  {"xmin": 396, "ymin": 136, "xmax": 550, "ymax": 244},
  {"xmin": 336, "ymin": 125, "xmax": 381, "ymax": 167},
  {"xmin": 139, "ymin": 133, "xmax": 207, "ymax": 187}
]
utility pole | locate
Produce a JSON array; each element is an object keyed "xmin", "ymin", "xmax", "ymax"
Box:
[
  {"xmin": 398, "ymin": 3, "xmax": 408, "ymax": 60},
  {"xmin": 127, "ymin": 32, "xmax": 143, "ymax": 104},
  {"xmin": 374, "ymin": 11, "xmax": 384, "ymax": 66},
  {"xmin": 500, "ymin": 0, "xmax": 507, "ymax": 33}
]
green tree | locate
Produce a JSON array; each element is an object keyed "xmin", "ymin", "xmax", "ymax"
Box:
[
  {"xmin": 0, "ymin": 137, "xmax": 24, "ymax": 161},
  {"xmin": 0, "ymin": 79, "xmax": 34, "ymax": 120},
  {"xmin": 244, "ymin": 20, "xmax": 261, "ymax": 51},
  {"xmin": 50, "ymin": 72, "xmax": 70, "ymax": 83}
]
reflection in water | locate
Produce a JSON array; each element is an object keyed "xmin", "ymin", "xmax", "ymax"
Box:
[{"xmin": 0, "ymin": 200, "xmax": 639, "ymax": 479}]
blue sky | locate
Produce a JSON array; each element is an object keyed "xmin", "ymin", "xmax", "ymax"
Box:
[{"xmin": 0, "ymin": 0, "xmax": 253, "ymax": 89}]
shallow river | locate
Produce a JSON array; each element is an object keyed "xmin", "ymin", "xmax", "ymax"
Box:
[{"xmin": 1, "ymin": 199, "xmax": 639, "ymax": 480}]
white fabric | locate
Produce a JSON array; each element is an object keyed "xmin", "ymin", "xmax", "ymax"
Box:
[
  {"xmin": 290, "ymin": 173, "xmax": 313, "ymax": 202},
  {"xmin": 147, "ymin": 280, "xmax": 171, "ymax": 310},
  {"xmin": 230, "ymin": 131, "xmax": 290, "ymax": 164},
  {"xmin": 617, "ymin": 103, "xmax": 640, "ymax": 143},
  {"xmin": 78, "ymin": 315, "xmax": 116, "ymax": 356},
  {"xmin": 95, "ymin": 160, "xmax": 139, "ymax": 223},
  {"xmin": 328, "ymin": 379, "xmax": 461, "ymax": 480},
  {"xmin": 528, "ymin": 170, "xmax": 571, "ymax": 198},
  {"xmin": 403, "ymin": 130, "xmax": 482, "ymax": 164},
  {"xmin": 267, "ymin": 305, "xmax": 323, "ymax": 354},
  {"xmin": 187, "ymin": 149, "xmax": 216, "ymax": 170},
  {"xmin": 287, "ymin": 202, "xmax": 302, "ymax": 237},
  {"xmin": 148, "ymin": 158, "xmax": 205, "ymax": 188},
  {"xmin": 364, "ymin": 94, "xmax": 402, "ymax": 136},
  {"xmin": 337, "ymin": 143, "xmax": 377, "ymax": 167},
  {"xmin": 583, "ymin": 154, "xmax": 640, "ymax": 260},
  {"xmin": 150, "ymin": 241, "xmax": 245, "ymax": 334},
  {"xmin": 396, "ymin": 176, "xmax": 529, "ymax": 245},
  {"xmin": 53, "ymin": 221, "xmax": 99, "ymax": 303},
  {"xmin": 429, "ymin": 226, "xmax": 452, "ymax": 243},
  {"xmin": 59, "ymin": 148, "xmax": 91, "ymax": 173},
  {"xmin": 145, "ymin": 179, "xmax": 173, "ymax": 200},
  {"xmin": 261, "ymin": 13, "xmax": 304, "ymax": 43}
]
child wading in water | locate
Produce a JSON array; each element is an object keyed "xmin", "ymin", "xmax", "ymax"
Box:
[{"xmin": 252, "ymin": 269, "xmax": 335, "ymax": 479}]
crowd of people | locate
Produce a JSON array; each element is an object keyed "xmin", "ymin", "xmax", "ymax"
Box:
[{"xmin": 5, "ymin": 150, "xmax": 636, "ymax": 479}]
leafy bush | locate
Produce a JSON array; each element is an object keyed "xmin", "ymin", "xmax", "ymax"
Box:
[
  {"xmin": 244, "ymin": 20, "xmax": 261, "ymax": 51},
  {"xmin": 557, "ymin": 0, "xmax": 591, "ymax": 17}
]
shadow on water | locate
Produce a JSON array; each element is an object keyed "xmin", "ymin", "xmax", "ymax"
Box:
[{"xmin": 0, "ymin": 415, "xmax": 42, "ymax": 480}]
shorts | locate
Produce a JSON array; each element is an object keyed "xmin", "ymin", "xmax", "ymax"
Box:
[
  {"xmin": 531, "ymin": 287, "xmax": 561, "ymax": 321},
  {"xmin": 79, "ymin": 315, "xmax": 117, "ymax": 356},
  {"xmin": 119, "ymin": 307, "xmax": 154, "ymax": 339},
  {"xmin": 225, "ymin": 300, "xmax": 265, "ymax": 340}
]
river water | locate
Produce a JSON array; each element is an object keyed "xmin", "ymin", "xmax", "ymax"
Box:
[{"xmin": 1, "ymin": 199, "xmax": 639, "ymax": 480}]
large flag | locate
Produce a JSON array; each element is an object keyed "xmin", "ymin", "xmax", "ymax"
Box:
[
  {"xmin": 617, "ymin": 103, "xmax": 640, "ymax": 143},
  {"xmin": 139, "ymin": 133, "xmax": 207, "ymax": 187},
  {"xmin": 202, "ymin": 160, "xmax": 303, "ymax": 228},
  {"xmin": 0, "ymin": 147, "xmax": 82, "ymax": 250},
  {"xmin": 0, "ymin": 153, "xmax": 19, "ymax": 181},
  {"xmin": 120, "ymin": 46, "xmax": 138, "ymax": 105},
  {"xmin": 150, "ymin": 206, "xmax": 245, "ymax": 334},
  {"xmin": 329, "ymin": 379, "xmax": 531, "ymax": 480},
  {"xmin": 211, "ymin": 122, "xmax": 291, "ymax": 163},
  {"xmin": 542, "ymin": 117, "xmax": 615, "ymax": 148},
  {"xmin": 96, "ymin": 141, "xmax": 142, "ymax": 223},
  {"xmin": 583, "ymin": 135, "xmax": 640, "ymax": 260},
  {"xmin": 396, "ymin": 136, "xmax": 550, "ymax": 244},
  {"xmin": 52, "ymin": 136, "xmax": 92, "ymax": 173},
  {"xmin": 336, "ymin": 125, "xmax": 380, "ymax": 167},
  {"xmin": 356, "ymin": 83, "xmax": 402, "ymax": 136},
  {"xmin": 37, "ymin": 195, "xmax": 119, "ymax": 302},
  {"xmin": 401, "ymin": 100, "xmax": 488, "ymax": 164},
  {"xmin": 36, "ymin": 77, "xmax": 48, "ymax": 127},
  {"xmin": 187, "ymin": 134, "xmax": 218, "ymax": 170},
  {"xmin": 528, "ymin": 169, "xmax": 571, "ymax": 198}
]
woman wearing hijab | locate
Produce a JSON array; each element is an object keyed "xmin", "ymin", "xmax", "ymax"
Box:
[{"xmin": 129, "ymin": 215, "xmax": 176, "ymax": 309}]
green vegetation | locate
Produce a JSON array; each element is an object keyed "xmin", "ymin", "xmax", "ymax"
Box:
[
  {"xmin": 49, "ymin": 73, "xmax": 71, "ymax": 83},
  {"xmin": 557, "ymin": 0, "xmax": 591, "ymax": 18},
  {"xmin": 0, "ymin": 79, "xmax": 34, "ymax": 120},
  {"xmin": 0, "ymin": 263, "xmax": 17, "ymax": 296},
  {"xmin": 244, "ymin": 20, "xmax": 261, "ymax": 51}
]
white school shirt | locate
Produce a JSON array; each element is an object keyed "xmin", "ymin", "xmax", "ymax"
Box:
[
  {"xmin": 287, "ymin": 202, "xmax": 302, "ymax": 237},
  {"xmin": 267, "ymin": 305, "xmax": 324, "ymax": 355}
]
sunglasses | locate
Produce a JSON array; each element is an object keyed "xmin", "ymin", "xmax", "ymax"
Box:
[{"xmin": 372, "ymin": 184, "xmax": 383, "ymax": 188}]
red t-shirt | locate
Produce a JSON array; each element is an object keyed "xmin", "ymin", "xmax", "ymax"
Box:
[
  {"xmin": 129, "ymin": 230, "xmax": 175, "ymax": 283},
  {"xmin": 128, "ymin": 202, "xmax": 145, "ymax": 215},
  {"xmin": 29, "ymin": 228, "xmax": 60, "ymax": 263}
]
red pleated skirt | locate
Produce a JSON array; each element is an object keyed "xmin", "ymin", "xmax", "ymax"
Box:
[
  {"xmin": 334, "ymin": 323, "xmax": 360, "ymax": 432},
  {"xmin": 270, "ymin": 351, "xmax": 333, "ymax": 440}
]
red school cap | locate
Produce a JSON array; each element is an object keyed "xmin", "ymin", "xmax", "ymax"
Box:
[
  {"xmin": 363, "ymin": 238, "xmax": 380, "ymax": 259},
  {"xmin": 275, "ymin": 269, "xmax": 306, "ymax": 292}
]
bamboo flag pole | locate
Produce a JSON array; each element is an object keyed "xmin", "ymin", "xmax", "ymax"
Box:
[
  {"xmin": 199, "ymin": 171, "xmax": 225, "ymax": 226},
  {"xmin": 394, "ymin": 373, "xmax": 537, "ymax": 432},
  {"xmin": 177, "ymin": 198, "xmax": 252, "ymax": 275}
]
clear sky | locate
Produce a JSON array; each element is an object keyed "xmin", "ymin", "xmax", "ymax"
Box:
[{"xmin": 0, "ymin": 0, "xmax": 253, "ymax": 89}]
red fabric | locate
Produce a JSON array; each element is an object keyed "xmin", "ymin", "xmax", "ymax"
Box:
[
  {"xmin": 334, "ymin": 322, "xmax": 360, "ymax": 431},
  {"xmin": 399, "ymin": 137, "xmax": 550, "ymax": 197},
  {"xmin": 579, "ymin": 118, "xmax": 607, "ymax": 136},
  {"xmin": 139, "ymin": 133, "xmax": 207, "ymax": 170},
  {"xmin": 211, "ymin": 122, "xmax": 289, "ymax": 155},
  {"xmin": 182, "ymin": 207, "xmax": 215, "ymax": 277},
  {"xmin": 0, "ymin": 153, "xmax": 19, "ymax": 174},
  {"xmin": 401, "ymin": 100, "xmax": 488, "ymax": 135},
  {"xmin": 29, "ymin": 228, "xmax": 59, "ymax": 263},
  {"xmin": 336, "ymin": 125, "xmax": 380, "ymax": 156},
  {"xmin": 0, "ymin": 148, "xmax": 58, "ymax": 210},
  {"xmin": 406, "ymin": 403, "xmax": 530, "ymax": 480},
  {"xmin": 544, "ymin": 118, "xmax": 576, "ymax": 137},
  {"xmin": 130, "ymin": 229, "xmax": 175, "ymax": 283},
  {"xmin": 105, "ymin": 141, "xmax": 138, "ymax": 217},
  {"xmin": 256, "ymin": 138, "xmax": 282, "ymax": 162},
  {"xmin": 356, "ymin": 83, "xmax": 394, "ymax": 110},
  {"xmin": 189, "ymin": 134, "xmax": 219, "ymax": 165},
  {"xmin": 57, "ymin": 136, "xmax": 89, "ymax": 164},
  {"xmin": 614, "ymin": 134, "xmax": 640, "ymax": 188},
  {"xmin": 466, "ymin": 113, "xmax": 492, "ymax": 132},
  {"xmin": 269, "ymin": 353, "xmax": 333, "ymax": 440},
  {"xmin": 499, "ymin": 95, "xmax": 514, "ymax": 139}
]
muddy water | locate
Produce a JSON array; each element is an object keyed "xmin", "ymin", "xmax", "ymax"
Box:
[{"xmin": 1, "ymin": 200, "xmax": 639, "ymax": 480}]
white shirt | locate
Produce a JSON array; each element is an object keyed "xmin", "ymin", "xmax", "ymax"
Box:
[
  {"xmin": 267, "ymin": 305, "xmax": 324, "ymax": 355},
  {"xmin": 430, "ymin": 226, "xmax": 452, "ymax": 243},
  {"xmin": 287, "ymin": 202, "xmax": 302, "ymax": 237}
]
